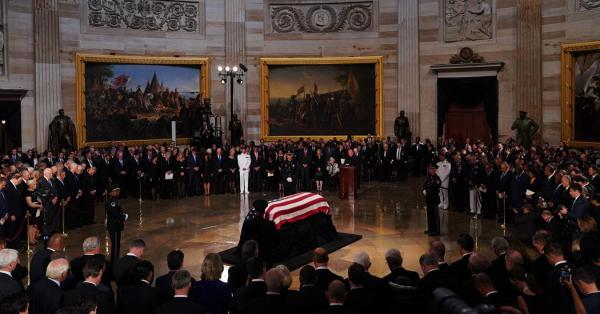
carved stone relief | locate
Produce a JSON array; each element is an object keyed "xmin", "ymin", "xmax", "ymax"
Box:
[
  {"xmin": 269, "ymin": 1, "xmax": 373, "ymax": 34},
  {"xmin": 576, "ymin": 0, "xmax": 600, "ymax": 11},
  {"xmin": 443, "ymin": 0, "xmax": 494, "ymax": 42},
  {"xmin": 87, "ymin": 0, "xmax": 201, "ymax": 32}
]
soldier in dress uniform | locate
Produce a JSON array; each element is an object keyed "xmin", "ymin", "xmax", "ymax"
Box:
[
  {"xmin": 436, "ymin": 152, "xmax": 452, "ymax": 211},
  {"xmin": 423, "ymin": 165, "xmax": 442, "ymax": 236},
  {"xmin": 281, "ymin": 152, "xmax": 298, "ymax": 196},
  {"xmin": 105, "ymin": 185, "xmax": 128, "ymax": 265}
]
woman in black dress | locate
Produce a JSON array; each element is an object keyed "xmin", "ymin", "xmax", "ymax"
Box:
[
  {"xmin": 173, "ymin": 152, "xmax": 187, "ymax": 198},
  {"xmin": 201, "ymin": 153, "xmax": 213, "ymax": 195},
  {"xmin": 23, "ymin": 180, "xmax": 43, "ymax": 245},
  {"xmin": 147, "ymin": 156, "xmax": 160, "ymax": 200},
  {"xmin": 224, "ymin": 148, "xmax": 238, "ymax": 194}
]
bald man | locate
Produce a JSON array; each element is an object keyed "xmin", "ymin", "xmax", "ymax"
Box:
[
  {"xmin": 318, "ymin": 280, "xmax": 351, "ymax": 314},
  {"xmin": 30, "ymin": 234, "xmax": 65, "ymax": 283},
  {"xmin": 27, "ymin": 258, "xmax": 69, "ymax": 314},
  {"xmin": 313, "ymin": 247, "xmax": 343, "ymax": 291}
]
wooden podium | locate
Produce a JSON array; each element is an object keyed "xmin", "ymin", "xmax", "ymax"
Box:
[{"xmin": 339, "ymin": 166, "xmax": 356, "ymax": 199}]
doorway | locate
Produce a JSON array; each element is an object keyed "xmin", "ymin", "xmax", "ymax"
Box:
[
  {"xmin": 437, "ymin": 77, "xmax": 498, "ymax": 146},
  {"xmin": 0, "ymin": 90, "xmax": 25, "ymax": 153}
]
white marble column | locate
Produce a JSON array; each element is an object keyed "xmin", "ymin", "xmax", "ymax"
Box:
[
  {"xmin": 225, "ymin": 0, "xmax": 246, "ymax": 139},
  {"xmin": 397, "ymin": 0, "xmax": 420, "ymax": 139},
  {"xmin": 34, "ymin": 0, "xmax": 62, "ymax": 150}
]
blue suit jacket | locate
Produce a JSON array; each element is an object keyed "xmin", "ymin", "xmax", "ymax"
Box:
[{"xmin": 570, "ymin": 196, "xmax": 588, "ymax": 220}]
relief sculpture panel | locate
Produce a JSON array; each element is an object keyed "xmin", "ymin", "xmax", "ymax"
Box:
[
  {"xmin": 576, "ymin": 0, "xmax": 600, "ymax": 11},
  {"xmin": 269, "ymin": 1, "xmax": 373, "ymax": 34},
  {"xmin": 87, "ymin": 0, "xmax": 202, "ymax": 33},
  {"xmin": 443, "ymin": 0, "xmax": 493, "ymax": 42}
]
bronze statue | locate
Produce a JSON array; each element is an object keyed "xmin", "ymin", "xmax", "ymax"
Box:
[
  {"xmin": 511, "ymin": 111, "xmax": 539, "ymax": 147},
  {"xmin": 229, "ymin": 114, "xmax": 243, "ymax": 147},
  {"xmin": 394, "ymin": 110, "xmax": 410, "ymax": 141},
  {"xmin": 48, "ymin": 109, "xmax": 77, "ymax": 152}
]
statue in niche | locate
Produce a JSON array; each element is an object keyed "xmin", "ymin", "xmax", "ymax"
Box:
[
  {"xmin": 444, "ymin": 0, "xmax": 493, "ymax": 42},
  {"xmin": 48, "ymin": 109, "xmax": 77, "ymax": 152},
  {"xmin": 511, "ymin": 111, "xmax": 539, "ymax": 148},
  {"xmin": 394, "ymin": 110, "xmax": 411, "ymax": 141}
]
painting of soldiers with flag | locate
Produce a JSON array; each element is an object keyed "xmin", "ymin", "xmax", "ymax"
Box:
[
  {"xmin": 260, "ymin": 57, "xmax": 383, "ymax": 139},
  {"xmin": 75, "ymin": 54, "xmax": 209, "ymax": 146}
]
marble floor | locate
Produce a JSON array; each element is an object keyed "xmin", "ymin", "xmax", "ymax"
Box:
[{"xmin": 26, "ymin": 178, "xmax": 508, "ymax": 288}]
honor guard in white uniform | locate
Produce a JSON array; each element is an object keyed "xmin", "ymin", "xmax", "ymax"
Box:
[
  {"xmin": 436, "ymin": 153, "xmax": 452, "ymax": 210},
  {"xmin": 238, "ymin": 146, "xmax": 252, "ymax": 194}
]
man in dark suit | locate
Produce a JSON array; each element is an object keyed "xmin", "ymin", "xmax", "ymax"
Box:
[
  {"xmin": 245, "ymin": 268, "xmax": 287, "ymax": 314},
  {"xmin": 29, "ymin": 233, "xmax": 64, "ymax": 283},
  {"xmin": 344, "ymin": 263, "xmax": 377, "ymax": 314},
  {"xmin": 313, "ymin": 247, "xmax": 343, "ymax": 291},
  {"xmin": 297, "ymin": 144, "xmax": 313, "ymax": 191},
  {"xmin": 156, "ymin": 250, "xmax": 188, "ymax": 305},
  {"xmin": 117, "ymin": 260, "xmax": 158, "ymax": 314},
  {"xmin": 69, "ymin": 236, "xmax": 112, "ymax": 288},
  {"xmin": 488, "ymin": 237, "xmax": 508, "ymax": 286},
  {"xmin": 228, "ymin": 240, "xmax": 258, "ymax": 292},
  {"xmin": 450, "ymin": 233, "xmax": 475, "ymax": 284},
  {"xmin": 186, "ymin": 148, "xmax": 202, "ymax": 196},
  {"xmin": 155, "ymin": 270, "xmax": 205, "ymax": 314},
  {"xmin": 542, "ymin": 243, "xmax": 574, "ymax": 314},
  {"xmin": 588, "ymin": 166, "xmax": 600, "ymax": 193},
  {"xmin": 473, "ymin": 273, "xmax": 516, "ymax": 309},
  {"xmin": 429, "ymin": 240, "xmax": 451, "ymax": 273},
  {"xmin": 496, "ymin": 162, "xmax": 513, "ymax": 222},
  {"xmin": 569, "ymin": 183, "xmax": 588, "ymax": 221},
  {"xmin": 64, "ymin": 255, "xmax": 116, "ymax": 314},
  {"xmin": 250, "ymin": 146, "xmax": 264, "ymax": 192},
  {"xmin": 531, "ymin": 230, "xmax": 553, "ymax": 289},
  {"xmin": 417, "ymin": 253, "xmax": 458, "ymax": 300},
  {"xmin": 113, "ymin": 239, "xmax": 145, "ymax": 288},
  {"xmin": 80, "ymin": 166, "xmax": 98, "ymax": 225},
  {"xmin": 27, "ymin": 258, "xmax": 69, "ymax": 314},
  {"xmin": 231, "ymin": 257, "xmax": 267, "ymax": 314},
  {"xmin": 212, "ymin": 148, "xmax": 226, "ymax": 194},
  {"xmin": 316, "ymin": 280, "xmax": 355, "ymax": 314},
  {"xmin": 0, "ymin": 248, "xmax": 23, "ymax": 303},
  {"xmin": 64, "ymin": 162, "xmax": 82, "ymax": 228},
  {"xmin": 382, "ymin": 248, "xmax": 419, "ymax": 286},
  {"xmin": 111, "ymin": 151, "xmax": 130, "ymax": 197},
  {"xmin": 288, "ymin": 265, "xmax": 328, "ymax": 314},
  {"xmin": 4, "ymin": 175, "xmax": 25, "ymax": 249}
]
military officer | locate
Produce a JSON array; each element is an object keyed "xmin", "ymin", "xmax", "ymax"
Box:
[
  {"xmin": 436, "ymin": 152, "xmax": 452, "ymax": 210},
  {"xmin": 423, "ymin": 165, "xmax": 442, "ymax": 236},
  {"xmin": 106, "ymin": 185, "xmax": 128, "ymax": 265},
  {"xmin": 281, "ymin": 152, "xmax": 298, "ymax": 196}
]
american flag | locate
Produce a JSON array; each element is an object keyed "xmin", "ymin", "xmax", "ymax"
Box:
[{"xmin": 264, "ymin": 192, "xmax": 331, "ymax": 230}]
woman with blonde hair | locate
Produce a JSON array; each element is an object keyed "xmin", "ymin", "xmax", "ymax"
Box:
[
  {"xmin": 275, "ymin": 264, "xmax": 298, "ymax": 296},
  {"xmin": 189, "ymin": 253, "xmax": 231, "ymax": 314}
]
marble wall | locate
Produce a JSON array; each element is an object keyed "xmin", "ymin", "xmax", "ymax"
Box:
[{"xmin": 0, "ymin": 0, "xmax": 599, "ymax": 149}]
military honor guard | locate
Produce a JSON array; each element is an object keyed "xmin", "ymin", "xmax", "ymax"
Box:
[
  {"xmin": 423, "ymin": 165, "xmax": 442, "ymax": 236},
  {"xmin": 436, "ymin": 153, "xmax": 452, "ymax": 211},
  {"xmin": 105, "ymin": 185, "xmax": 128, "ymax": 265}
]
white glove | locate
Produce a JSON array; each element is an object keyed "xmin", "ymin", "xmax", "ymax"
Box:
[
  {"xmin": 286, "ymin": 177, "xmax": 293, "ymax": 183},
  {"xmin": 422, "ymin": 190, "xmax": 427, "ymax": 196},
  {"xmin": 124, "ymin": 214, "xmax": 129, "ymax": 220}
]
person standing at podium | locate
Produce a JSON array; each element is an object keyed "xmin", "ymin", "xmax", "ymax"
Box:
[
  {"xmin": 423, "ymin": 165, "xmax": 442, "ymax": 236},
  {"xmin": 281, "ymin": 152, "xmax": 298, "ymax": 196}
]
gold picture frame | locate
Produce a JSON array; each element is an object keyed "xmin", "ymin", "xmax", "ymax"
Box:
[
  {"xmin": 260, "ymin": 56, "xmax": 384, "ymax": 141},
  {"xmin": 560, "ymin": 41, "xmax": 600, "ymax": 148},
  {"xmin": 75, "ymin": 53, "xmax": 209, "ymax": 147}
]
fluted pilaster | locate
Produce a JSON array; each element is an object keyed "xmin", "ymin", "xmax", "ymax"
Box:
[
  {"xmin": 225, "ymin": 0, "xmax": 246, "ymax": 137},
  {"xmin": 34, "ymin": 0, "xmax": 62, "ymax": 150},
  {"xmin": 398, "ymin": 0, "xmax": 420, "ymax": 139},
  {"xmin": 516, "ymin": 0, "xmax": 542, "ymax": 127}
]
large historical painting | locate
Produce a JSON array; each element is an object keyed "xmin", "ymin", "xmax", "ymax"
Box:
[
  {"xmin": 561, "ymin": 42, "xmax": 600, "ymax": 147},
  {"xmin": 443, "ymin": 0, "xmax": 493, "ymax": 42},
  {"xmin": 76, "ymin": 54, "xmax": 209, "ymax": 146},
  {"xmin": 260, "ymin": 57, "xmax": 383, "ymax": 139}
]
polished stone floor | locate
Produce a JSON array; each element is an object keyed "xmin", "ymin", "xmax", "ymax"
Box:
[{"xmin": 26, "ymin": 178, "xmax": 507, "ymax": 287}]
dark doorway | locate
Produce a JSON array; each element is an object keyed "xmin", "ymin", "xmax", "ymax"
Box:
[
  {"xmin": 437, "ymin": 77, "xmax": 498, "ymax": 146},
  {"xmin": 0, "ymin": 90, "xmax": 25, "ymax": 153}
]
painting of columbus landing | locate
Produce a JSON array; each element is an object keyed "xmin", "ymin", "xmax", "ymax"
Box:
[
  {"xmin": 76, "ymin": 54, "xmax": 208, "ymax": 146},
  {"xmin": 261, "ymin": 57, "xmax": 383, "ymax": 139}
]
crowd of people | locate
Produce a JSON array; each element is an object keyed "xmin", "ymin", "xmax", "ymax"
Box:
[{"xmin": 1, "ymin": 135, "xmax": 600, "ymax": 313}]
